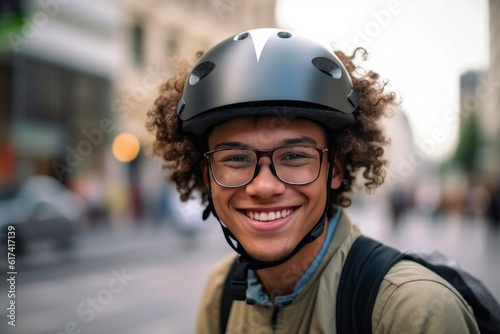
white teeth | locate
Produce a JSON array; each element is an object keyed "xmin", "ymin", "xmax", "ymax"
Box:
[{"xmin": 246, "ymin": 208, "xmax": 294, "ymax": 222}]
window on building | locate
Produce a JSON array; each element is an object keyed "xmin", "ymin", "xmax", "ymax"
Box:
[
  {"xmin": 74, "ymin": 76, "xmax": 95, "ymax": 122},
  {"xmin": 26, "ymin": 63, "xmax": 64, "ymax": 121},
  {"xmin": 43, "ymin": 67, "xmax": 64, "ymax": 119}
]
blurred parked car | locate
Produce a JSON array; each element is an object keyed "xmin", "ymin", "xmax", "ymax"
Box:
[{"xmin": 0, "ymin": 175, "xmax": 87, "ymax": 256}]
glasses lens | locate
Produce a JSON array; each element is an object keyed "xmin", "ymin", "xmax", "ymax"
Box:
[
  {"xmin": 211, "ymin": 150, "xmax": 257, "ymax": 187},
  {"xmin": 273, "ymin": 147, "xmax": 321, "ymax": 185}
]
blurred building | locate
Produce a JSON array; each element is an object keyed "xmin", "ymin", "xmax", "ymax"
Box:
[
  {"xmin": 486, "ymin": 0, "xmax": 500, "ymax": 174},
  {"xmin": 450, "ymin": 55, "xmax": 498, "ymax": 214},
  {"xmin": 457, "ymin": 3, "xmax": 500, "ymax": 176},
  {"xmin": 0, "ymin": 0, "xmax": 120, "ymax": 190},
  {"xmin": 438, "ymin": 0, "xmax": 500, "ymax": 215}
]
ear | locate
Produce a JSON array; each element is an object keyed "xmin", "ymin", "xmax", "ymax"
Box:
[{"xmin": 330, "ymin": 157, "xmax": 344, "ymax": 190}]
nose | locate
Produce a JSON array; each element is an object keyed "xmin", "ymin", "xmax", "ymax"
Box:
[{"xmin": 245, "ymin": 158, "xmax": 286, "ymax": 198}]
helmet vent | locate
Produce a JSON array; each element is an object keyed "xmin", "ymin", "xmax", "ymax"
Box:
[
  {"xmin": 312, "ymin": 57, "xmax": 342, "ymax": 79},
  {"xmin": 277, "ymin": 31, "xmax": 292, "ymax": 39},
  {"xmin": 234, "ymin": 32, "xmax": 249, "ymax": 41},
  {"xmin": 189, "ymin": 61, "xmax": 215, "ymax": 85}
]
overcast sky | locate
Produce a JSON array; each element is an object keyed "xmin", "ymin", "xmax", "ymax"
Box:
[{"xmin": 277, "ymin": 0, "xmax": 489, "ymax": 161}]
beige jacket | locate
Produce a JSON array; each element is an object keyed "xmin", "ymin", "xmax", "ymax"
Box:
[{"xmin": 196, "ymin": 210, "xmax": 480, "ymax": 333}]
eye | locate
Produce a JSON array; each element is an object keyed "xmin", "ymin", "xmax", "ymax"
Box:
[
  {"xmin": 279, "ymin": 150, "xmax": 314, "ymax": 165},
  {"xmin": 224, "ymin": 155, "xmax": 251, "ymax": 162},
  {"xmin": 222, "ymin": 155, "xmax": 254, "ymax": 170},
  {"xmin": 214, "ymin": 150, "xmax": 255, "ymax": 169},
  {"xmin": 276, "ymin": 147, "xmax": 317, "ymax": 166},
  {"xmin": 282, "ymin": 153, "xmax": 308, "ymax": 161}
]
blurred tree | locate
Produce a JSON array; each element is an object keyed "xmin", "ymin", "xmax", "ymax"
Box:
[
  {"xmin": 452, "ymin": 111, "xmax": 484, "ymax": 173},
  {"xmin": 0, "ymin": 0, "xmax": 24, "ymax": 50}
]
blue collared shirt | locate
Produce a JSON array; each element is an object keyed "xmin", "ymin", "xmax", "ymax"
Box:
[{"xmin": 246, "ymin": 210, "xmax": 341, "ymax": 307}]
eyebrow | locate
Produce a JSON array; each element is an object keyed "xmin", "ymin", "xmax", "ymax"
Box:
[
  {"xmin": 213, "ymin": 137, "xmax": 319, "ymax": 150},
  {"xmin": 214, "ymin": 141, "xmax": 249, "ymax": 149},
  {"xmin": 278, "ymin": 137, "xmax": 318, "ymax": 147}
]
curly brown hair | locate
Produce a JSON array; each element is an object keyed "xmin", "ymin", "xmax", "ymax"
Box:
[{"xmin": 146, "ymin": 48, "xmax": 397, "ymax": 210}]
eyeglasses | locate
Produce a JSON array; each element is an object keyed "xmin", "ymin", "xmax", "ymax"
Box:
[{"xmin": 204, "ymin": 146, "xmax": 328, "ymax": 188}]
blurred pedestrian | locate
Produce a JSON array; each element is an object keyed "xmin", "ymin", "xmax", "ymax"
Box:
[{"xmin": 388, "ymin": 186, "xmax": 408, "ymax": 225}]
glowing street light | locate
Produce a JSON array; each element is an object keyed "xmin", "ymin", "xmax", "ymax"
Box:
[{"xmin": 112, "ymin": 133, "xmax": 140, "ymax": 163}]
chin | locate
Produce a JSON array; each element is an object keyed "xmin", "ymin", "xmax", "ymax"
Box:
[{"xmin": 246, "ymin": 246, "xmax": 293, "ymax": 263}]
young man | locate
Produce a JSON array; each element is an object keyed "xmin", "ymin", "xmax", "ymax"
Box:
[{"xmin": 147, "ymin": 28, "xmax": 480, "ymax": 333}]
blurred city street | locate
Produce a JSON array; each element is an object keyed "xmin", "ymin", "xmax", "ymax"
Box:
[
  {"xmin": 0, "ymin": 201, "xmax": 498, "ymax": 334},
  {"xmin": 0, "ymin": 0, "xmax": 499, "ymax": 333}
]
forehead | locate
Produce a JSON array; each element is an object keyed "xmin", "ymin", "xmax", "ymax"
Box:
[{"xmin": 207, "ymin": 116, "xmax": 328, "ymax": 149}]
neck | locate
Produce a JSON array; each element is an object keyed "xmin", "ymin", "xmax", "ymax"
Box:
[{"xmin": 255, "ymin": 218, "xmax": 329, "ymax": 301}]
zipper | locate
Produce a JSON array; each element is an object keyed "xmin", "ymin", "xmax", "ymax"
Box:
[{"xmin": 271, "ymin": 307, "xmax": 280, "ymax": 330}]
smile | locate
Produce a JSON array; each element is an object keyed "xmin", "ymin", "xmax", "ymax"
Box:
[{"xmin": 246, "ymin": 208, "xmax": 294, "ymax": 222}]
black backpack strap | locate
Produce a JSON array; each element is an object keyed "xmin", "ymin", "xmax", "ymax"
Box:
[
  {"xmin": 220, "ymin": 258, "xmax": 239, "ymax": 334},
  {"xmin": 336, "ymin": 236, "xmax": 404, "ymax": 334}
]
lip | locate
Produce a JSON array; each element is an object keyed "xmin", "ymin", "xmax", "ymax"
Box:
[{"xmin": 239, "ymin": 206, "xmax": 298, "ymax": 232}]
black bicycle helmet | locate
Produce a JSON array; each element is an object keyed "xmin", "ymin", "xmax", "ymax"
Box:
[{"xmin": 177, "ymin": 28, "xmax": 359, "ymax": 135}]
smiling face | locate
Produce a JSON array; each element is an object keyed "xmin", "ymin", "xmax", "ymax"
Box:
[{"xmin": 205, "ymin": 116, "xmax": 341, "ymax": 262}]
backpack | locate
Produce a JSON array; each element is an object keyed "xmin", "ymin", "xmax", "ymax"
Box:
[
  {"xmin": 336, "ymin": 236, "xmax": 500, "ymax": 333},
  {"xmin": 220, "ymin": 236, "xmax": 500, "ymax": 334}
]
